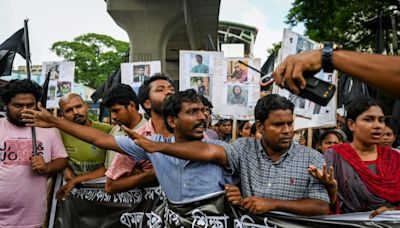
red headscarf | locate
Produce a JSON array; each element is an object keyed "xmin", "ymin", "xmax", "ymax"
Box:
[{"xmin": 333, "ymin": 144, "xmax": 400, "ymax": 203}]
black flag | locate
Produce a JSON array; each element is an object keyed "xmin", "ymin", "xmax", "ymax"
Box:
[
  {"xmin": 91, "ymin": 67, "xmax": 121, "ymax": 103},
  {"xmin": 0, "ymin": 28, "xmax": 26, "ymax": 76},
  {"xmin": 40, "ymin": 71, "xmax": 51, "ymax": 108}
]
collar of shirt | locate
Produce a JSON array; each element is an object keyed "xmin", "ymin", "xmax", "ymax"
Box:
[
  {"xmin": 136, "ymin": 118, "xmax": 156, "ymax": 137},
  {"xmin": 257, "ymin": 140, "xmax": 294, "ymax": 165}
]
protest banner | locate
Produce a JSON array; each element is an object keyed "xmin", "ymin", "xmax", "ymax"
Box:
[
  {"xmin": 41, "ymin": 61, "xmax": 75, "ymax": 109},
  {"xmin": 273, "ymin": 29, "xmax": 337, "ymax": 130},
  {"xmin": 121, "ymin": 61, "xmax": 161, "ymax": 96},
  {"xmin": 49, "ymin": 184, "xmax": 400, "ymax": 228},
  {"xmin": 179, "ymin": 51, "xmax": 260, "ymax": 120}
]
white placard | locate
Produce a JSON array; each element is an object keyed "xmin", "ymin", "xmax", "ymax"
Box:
[
  {"xmin": 121, "ymin": 61, "xmax": 161, "ymax": 95},
  {"xmin": 42, "ymin": 61, "xmax": 75, "ymax": 109},
  {"xmin": 274, "ymin": 29, "xmax": 337, "ymax": 130},
  {"xmin": 179, "ymin": 51, "xmax": 260, "ymax": 120}
]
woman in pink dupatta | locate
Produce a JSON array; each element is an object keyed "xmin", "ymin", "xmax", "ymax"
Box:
[{"xmin": 310, "ymin": 97, "xmax": 400, "ymax": 216}]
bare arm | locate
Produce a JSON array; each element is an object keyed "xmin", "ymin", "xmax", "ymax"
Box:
[
  {"xmin": 123, "ymin": 126, "xmax": 228, "ymax": 166},
  {"xmin": 22, "ymin": 103, "xmax": 123, "ymax": 153},
  {"xmin": 242, "ymin": 196, "xmax": 330, "ymax": 216},
  {"xmin": 57, "ymin": 167, "xmax": 106, "ymax": 199},
  {"xmin": 105, "ymin": 169, "xmax": 156, "ymax": 194},
  {"xmin": 46, "ymin": 157, "xmax": 68, "ymax": 175},
  {"xmin": 272, "ymin": 49, "xmax": 400, "ymax": 99},
  {"xmin": 71, "ymin": 166, "xmax": 106, "ymax": 185},
  {"xmin": 31, "ymin": 156, "xmax": 67, "ymax": 175}
]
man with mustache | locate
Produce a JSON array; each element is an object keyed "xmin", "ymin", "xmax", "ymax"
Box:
[
  {"xmin": 125, "ymin": 94, "xmax": 331, "ymax": 216},
  {"xmin": 104, "ymin": 74, "xmax": 174, "ymax": 193},
  {"xmin": 0, "ymin": 79, "xmax": 67, "ymax": 228},
  {"xmin": 57, "ymin": 93, "xmax": 113, "ymax": 198},
  {"xmin": 23, "ymin": 89, "xmax": 236, "ymax": 205}
]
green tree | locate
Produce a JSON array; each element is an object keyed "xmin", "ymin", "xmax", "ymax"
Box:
[
  {"xmin": 267, "ymin": 41, "xmax": 282, "ymax": 56},
  {"xmin": 51, "ymin": 33, "xmax": 129, "ymax": 89},
  {"xmin": 286, "ymin": 0, "xmax": 398, "ymax": 51}
]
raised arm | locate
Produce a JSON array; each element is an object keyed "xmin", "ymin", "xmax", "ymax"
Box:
[
  {"xmin": 22, "ymin": 103, "xmax": 123, "ymax": 153},
  {"xmin": 122, "ymin": 126, "xmax": 228, "ymax": 166},
  {"xmin": 273, "ymin": 50, "xmax": 400, "ymax": 99}
]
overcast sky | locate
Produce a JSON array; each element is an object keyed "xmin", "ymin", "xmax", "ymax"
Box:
[{"xmin": 0, "ymin": 0, "xmax": 304, "ymax": 67}]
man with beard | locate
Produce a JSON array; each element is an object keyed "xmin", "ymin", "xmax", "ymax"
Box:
[
  {"xmin": 0, "ymin": 79, "xmax": 68, "ymax": 228},
  {"xmin": 104, "ymin": 74, "xmax": 174, "ymax": 193},
  {"xmin": 126, "ymin": 94, "xmax": 330, "ymax": 216},
  {"xmin": 228, "ymin": 85, "xmax": 247, "ymax": 106},
  {"xmin": 57, "ymin": 93, "xmax": 113, "ymax": 198},
  {"xmin": 23, "ymin": 89, "xmax": 236, "ymax": 204}
]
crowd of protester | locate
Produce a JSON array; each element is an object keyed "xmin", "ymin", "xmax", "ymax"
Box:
[{"xmin": 1, "ymin": 48, "xmax": 400, "ymax": 227}]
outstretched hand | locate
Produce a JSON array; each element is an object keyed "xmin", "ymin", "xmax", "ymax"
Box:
[
  {"xmin": 308, "ymin": 163, "xmax": 337, "ymax": 190},
  {"xmin": 309, "ymin": 163, "xmax": 338, "ymax": 204},
  {"xmin": 272, "ymin": 50, "xmax": 322, "ymax": 94},
  {"xmin": 21, "ymin": 102, "xmax": 55, "ymax": 128},
  {"xmin": 121, "ymin": 125, "xmax": 161, "ymax": 153}
]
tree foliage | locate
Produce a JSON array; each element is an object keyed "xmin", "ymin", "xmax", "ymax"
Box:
[
  {"xmin": 267, "ymin": 42, "xmax": 282, "ymax": 56},
  {"xmin": 51, "ymin": 33, "xmax": 129, "ymax": 89},
  {"xmin": 286, "ymin": 0, "xmax": 399, "ymax": 51}
]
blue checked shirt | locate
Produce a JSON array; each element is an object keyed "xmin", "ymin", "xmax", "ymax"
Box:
[
  {"xmin": 115, "ymin": 135, "xmax": 237, "ymax": 203},
  {"xmin": 222, "ymin": 138, "xmax": 330, "ymax": 203}
]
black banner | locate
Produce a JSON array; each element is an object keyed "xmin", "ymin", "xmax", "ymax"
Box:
[{"xmin": 51, "ymin": 185, "xmax": 400, "ymax": 228}]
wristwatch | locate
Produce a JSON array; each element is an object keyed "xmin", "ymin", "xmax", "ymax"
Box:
[{"xmin": 321, "ymin": 42, "xmax": 341, "ymax": 73}]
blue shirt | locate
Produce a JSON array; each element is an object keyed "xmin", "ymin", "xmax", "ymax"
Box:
[{"xmin": 115, "ymin": 135, "xmax": 236, "ymax": 203}]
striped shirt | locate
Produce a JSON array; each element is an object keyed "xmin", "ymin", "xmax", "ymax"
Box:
[{"xmin": 222, "ymin": 138, "xmax": 330, "ymax": 203}]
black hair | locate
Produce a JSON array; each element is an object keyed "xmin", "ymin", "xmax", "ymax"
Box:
[
  {"xmin": 238, "ymin": 120, "xmax": 250, "ymax": 132},
  {"xmin": 254, "ymin": 94, "xmax": 294, "ymax": 123},
  {"xmin": 102, "ymin": 84, "xmax": 139, "ymax": 110},
  {"xmin": 0, "ymin": 79, "xmax": 41, "ymax": 105},
  {"xmin": 162, "ymin": 89, "xmax": 201, "ymax": 133},
  {"xmin": 232, "ymin": 85, "xmax": 242, "ymax": 94},
  {"xmin": 218, "ymin": 119, "xmax": 232, "ymax": 125},
  {"xmin": 250, "ymin": 122, "xmax": 257, "ymax": 136},
  {"xmin": 138, "ymin": 73, "xmax": 173, "ymax": 116},
  {"xmin": 385, "ymin": 120, "xmax": 399, "ymax": 147},
  {"xmin": 198, "ymin": 95, "xmax": 213, "ymax": 109},
  {"xmin": 344, "ymin": 97, "xmax": 382, "ymax": 142},
  {"xmin": 318, "ymin": 129, "xmax": 343, "ymax": 145},
  {"xmin": 195, "ymin": 54, "xmax": 203, "ymax": 60}
]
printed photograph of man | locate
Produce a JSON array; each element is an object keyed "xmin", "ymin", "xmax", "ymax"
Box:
[
  {"xmin": 190, "ymin": 77, "xmax": 210, "ymax": 97},
  {"xmin": 227, "ymin": 61, "xmax": 248, "ymax": 83},
  {"xmin": 133, "ymin": 65, "xmax": 151, "ymax": 83},
  {"xmin": 296, "ymin": 36, "xmax": 314, "ymax": 54},
  {"xmin": 57, "ymin": 81, "xmax": 71, "ymax": 97},
  {"xmin": 227, "ymin": 85, "xmax": 247, "ymax": 106},
  {"xmin": 190, "ymin": 54, "xmax": 209, "ymax": 74},
  {"xmin": 46, "ymin": 62, "xmax": 60, "ymax": 80}
]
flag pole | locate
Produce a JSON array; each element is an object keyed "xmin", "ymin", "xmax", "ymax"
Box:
[
  {"xmin": 24, "ymin": 19, "xmax": 37, "ymax": 156},
  {"xmin": 23, "ymin": 19, "xmax": 31, "ymax": 80}
]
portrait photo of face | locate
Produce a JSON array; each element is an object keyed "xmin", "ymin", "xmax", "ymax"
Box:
[
  {"xmin": 227, "ymin": 84, "xmax": 248, "ymax": 106},
  {"xmin": 190, "ymin": 76, "xmax": 210, "ymax": 97},
  {"xmin": 227, "ymin": 61, "xmax": 248, "ymax": 83},
  {"xmin": 133, "ymin": 64, "xmax": 151, "ymax": 83},
  {"xmin": 46, "ymin": 62, "xmax": 60, "ymax": 80},
  {"xmin": 57, "ymin": 81, "xmax": 71, "ymax": 97},
  {"xmin": 190, "ymin": 53, "xmax": 210, "ymax": 74},
  {"xmin": 296, "ymin": 36, "xmax": 314, "ymax": 54}
]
